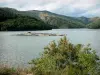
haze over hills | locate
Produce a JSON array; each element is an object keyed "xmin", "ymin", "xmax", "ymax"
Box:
[{"xmin": 0, "ymin": 7, "xmax": 100, "ymax": 31}]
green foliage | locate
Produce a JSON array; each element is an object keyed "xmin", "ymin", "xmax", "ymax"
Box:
[
  {"xmin": 0, "ymin": 66, "xmax": 32, "ymax": 75},
  {"xmin": 30, "ymin": 36, "xmax": 100, "ymax": 75},
  {"xmin": 0, "ymin": 67, "xmax": 18, "ymax": 75},
  {"xmin": 87, "ymin": 19, "xmax": 100, "ymax": 29},
  {"xmin": 0, "ymin": 8, "xmax": 17, "ymax": 22},
  {"xmin": 0, "ymin": 16, "xmax": 52, "ymax": 31}
]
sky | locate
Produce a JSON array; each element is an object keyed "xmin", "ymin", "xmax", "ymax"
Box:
[{"xmin": 0, "ymin": 0, "xmax": 100, "ymax": 17}]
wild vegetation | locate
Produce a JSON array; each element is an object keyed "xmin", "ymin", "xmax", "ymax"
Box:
[
  {"xmin": 0, "ymin": 15, "xmax": 52, "ymax": 31},
  {"xmin": 29, "ymin": 36, "xmax": 100, "ymax": 75},
  {"xmin": 0, "ymin": 65, "xmax": 31, "ymax": 75}
]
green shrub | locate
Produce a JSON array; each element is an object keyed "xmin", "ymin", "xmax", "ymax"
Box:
[
  {"xmin": 0, "ymin": 67, "xmax": 30, "ymax": 75},
  {"xmin": 30, "ymin": 36, "xmax": 100, "ymax": 75},
  {"xmin": 0, "ymin": 67, "xmax": 17, "ymax": 75}
]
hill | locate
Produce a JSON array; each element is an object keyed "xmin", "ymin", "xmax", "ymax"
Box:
[
  {"xmin": 18, "ymin": 10, "xmax": 85, "ymax": 28},
  {"xmin": 0, "ymin": 7, "xmax": 100, "ymax": 31},
  {"xmin": 0, "ymin": 7, "xmax": 52, "ymax": 31},
  {"xmin": 87, "ymin": 18, "xmax": 100, "ymax": 29},
  {"xmin": 76, "ymin": 16, "xmax": 91, "ymax": 24}
]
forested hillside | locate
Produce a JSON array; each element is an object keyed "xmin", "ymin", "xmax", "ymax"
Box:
[
  {"xmin": 76, "ymin": 16, "xmax": 90, "ymax": 24},
  {"xmin": 0, "ymin": 16, "xmax": 52, "ymax": 31},
  {"xmin": 19, "ymin": 10, "xmax": 85, "ymax": 28},
  {"xmin": 0, "ymin": 8, "xmax": 17, "ymax": 22},
  {"xmin": 0, "ymin": 8, "xmax": 52, "ymax": 31},
  {"xmin": 0, "ymin": 7, "xmax": 100, "ymax": 31},
  {"xmin": 87, "ymin": 18, "xmax": 100, "ymax": 29}
]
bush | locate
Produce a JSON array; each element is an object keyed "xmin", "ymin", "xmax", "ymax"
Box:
[
  {"xmin": 30, "ymin": 36, "xmax": 100, "ymax": 75},
  {"xmin": 0, "ymin": 67, "xmax": 17, "ymax": 75},
  {"xmin": 0, "ymin": 66, "xmax": 31, "ymax": 75}
]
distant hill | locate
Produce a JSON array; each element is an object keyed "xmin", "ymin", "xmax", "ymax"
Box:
[
  {"xmin": 76, "ymin": 17, "xmax": 100, "ymax": 29},
  {"xmin": 0, "ymin": 7, "xmax": 100, "ymax": 31},
  {"xmin": 76, "ymin": 16, "xmax": 91, "ymax": 24},
  {"xmin": 89, "ymin": 17, "xmax": 100, "ymax": 22},
  {"xmin": 18, "ymin": 10, "xmax": 85, "ymax": 28},
  {"xmin": 87, "ymin": 18, "xmax": 100, "ymax": 29}
]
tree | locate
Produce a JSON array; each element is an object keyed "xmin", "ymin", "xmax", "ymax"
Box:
[{"xmin": 30, "ymin": 36, "xmax": 100, "ymax": 75}]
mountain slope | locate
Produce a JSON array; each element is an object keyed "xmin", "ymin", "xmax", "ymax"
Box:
[
  {"xmin": 0, "ymin": 7, "xmax": 52, "ymax": 31},
  {"xmin": 0, "ymin": 7, "xmax": 100, "ymax": 30},
  {"xmin": 0, "ymin": 7, "xmax": 18, "ymax": 22},
  {"xmin": 18, "ymin": 10, "xmax": 85, "ymax": 28},
  {"xmin": 76, "ymin": 16, "xmax": 91, "ymax": 24},
  {"xmin": 87, "ymin": 18, "xmax": 100, "ymax": 29}
]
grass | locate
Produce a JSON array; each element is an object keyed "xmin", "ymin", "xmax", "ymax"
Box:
[{"xmin": 0, "ymin": 65, "xmax": 32, "ymax": 75}]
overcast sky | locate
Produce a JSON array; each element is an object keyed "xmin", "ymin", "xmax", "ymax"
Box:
[{"xmin": 0, "ymin": 0, "xmax": 100, "ymax": 17}]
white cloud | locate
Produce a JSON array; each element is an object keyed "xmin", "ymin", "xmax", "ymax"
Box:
[
  {"xmin": 18, "ymin": 1, "xmax": 61, "ymax": 11},
  {"xmin": 0, "ymin": 0, "xmax": 74, "ymax": 10},
  {"xmin": 81, "ymin": 8, "xmax": 100, "ymax": 17},
  {"xmin": 0, "ymin": 0, "xmax": 100, "ymax": 17}
]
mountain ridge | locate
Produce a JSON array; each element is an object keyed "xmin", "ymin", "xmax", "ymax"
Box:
[{"xmin": 0, "ymin": 7, "xmax": 100, "ymax": 30}]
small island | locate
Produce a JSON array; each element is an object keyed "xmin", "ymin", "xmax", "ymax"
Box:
[{"xmin": 16, "ymin": 32, "xmax": 65, "ymax": 36}]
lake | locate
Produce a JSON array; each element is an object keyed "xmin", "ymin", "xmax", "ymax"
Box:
[{"xmin": 0, "ymin": 29, "xmax": 100, "ymax": 68}]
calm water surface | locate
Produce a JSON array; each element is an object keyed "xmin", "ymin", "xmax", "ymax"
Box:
[{"xmin": 0, "ymin": 29, "xmax": 100, "ymax": 67}]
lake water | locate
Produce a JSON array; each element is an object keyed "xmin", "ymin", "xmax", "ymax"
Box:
[{"xmin": 0, "ymin": 29, "xmax": 100, "ymax": 67}]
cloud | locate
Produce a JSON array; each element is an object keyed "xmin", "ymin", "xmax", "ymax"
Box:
[
  {"xmin": 0, "ymin": 0, "xmax": 100, "ymax": 17},
  {"xmin": 81, "ymin": 8, "xmax": 100, "ymax": 17},
  {"xmin": 53, "ymin": 0, "xmax": 100, "ymax": 17}
]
